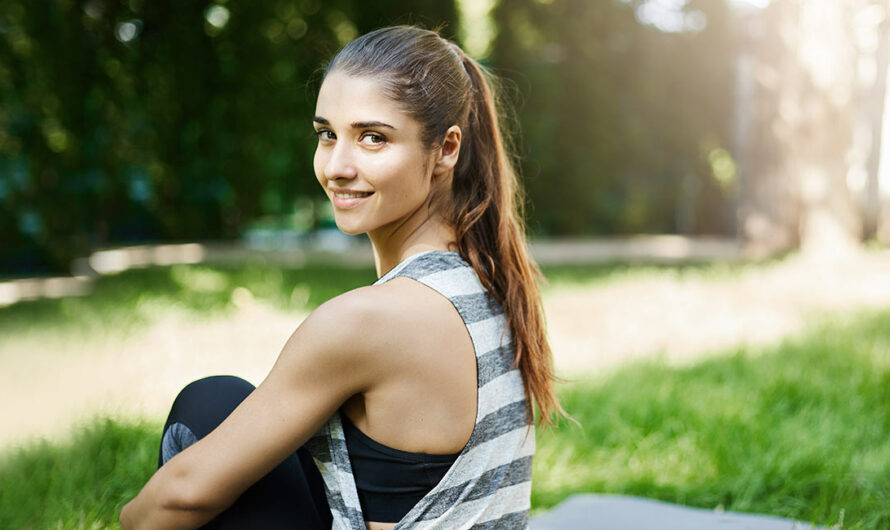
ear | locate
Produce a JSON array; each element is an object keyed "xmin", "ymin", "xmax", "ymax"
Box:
[{"xmin": 432, "ymin": 125, "xmax": 462, "ymax": 177}]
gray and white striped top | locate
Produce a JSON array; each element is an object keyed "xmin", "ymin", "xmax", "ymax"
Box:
[{"xmin": 306, "ymin": 250, "xmax": 535, "ymax": 529}]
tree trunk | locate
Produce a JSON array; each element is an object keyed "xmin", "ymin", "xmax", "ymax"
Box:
[
  {"xmin": 859, "ymin": 2, "xmax": 890, "ymax": 241},
  {"xmin": 737, "ymin": 0, "xmax": 870, "ymax": 260}
]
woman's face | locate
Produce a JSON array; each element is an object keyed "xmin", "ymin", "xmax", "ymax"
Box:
[{"xmin": 313, "ymin": 71, "xmax": 439, "ymax": 238}]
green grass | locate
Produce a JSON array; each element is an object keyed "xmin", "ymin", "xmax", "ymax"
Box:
[
  {"xmin": 0, "ymin": 261, "xmax": 378, "ymax": 344},
  {"xmin": 0, "ymin": 419, "xmax": 160, "ymax": 529},
  {"xmin": 2, "ymin": 309, "xmax": 888, "ymax": 528},
  {"xmin": 0, "ymin": 259, "xmax": 744, "ymax": 345},
  {"xmin": 538, "ymin": 259, "xmax": 753, "ymax": 287},
  {"xmin": 532, "ymin": 308, "xmax": 890, "ymax": 528},
  {"xmin": 2, "ymin": 260, "xmax": 888, "ymax": 527}
]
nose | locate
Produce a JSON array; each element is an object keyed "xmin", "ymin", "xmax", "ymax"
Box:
[{"xmin": 323, "ymin": 141, "xmax": 358, "ymax": 181}]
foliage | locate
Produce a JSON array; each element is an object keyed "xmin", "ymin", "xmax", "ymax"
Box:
[
  {"xmin": 0, "ymin": 0, "xmax": 457, "ymax": 274},
  {"xmin": 0, "ymin": 0, "xmax": 741, "ymax": 274}
]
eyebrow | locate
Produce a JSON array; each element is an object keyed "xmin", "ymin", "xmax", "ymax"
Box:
[{"xmin": 313, "ymin": 116, "xmax": 397, "ymax": 130}]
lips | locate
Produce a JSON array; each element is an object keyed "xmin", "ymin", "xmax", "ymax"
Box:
[{"xmin": 331, "ymin": 190, "xmax": 374, "ymax": 209}]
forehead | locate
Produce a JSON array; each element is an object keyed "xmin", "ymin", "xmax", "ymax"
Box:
[{"xmin": 315, "ymin": 71, "xmax": 411, "ymax": 127}]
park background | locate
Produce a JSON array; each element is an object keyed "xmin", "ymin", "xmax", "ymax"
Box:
[{"xmin": 1, "ymin": 0, "xmax": 890, "ymax": 528}]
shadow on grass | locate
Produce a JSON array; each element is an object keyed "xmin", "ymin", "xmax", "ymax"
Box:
[{"xmin": 533, "ymin": 308, "xmax": 890, "ymax": 529}]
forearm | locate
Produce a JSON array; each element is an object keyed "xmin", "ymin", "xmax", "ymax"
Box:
[{"xmin": 119, "ymin": 463, "xmax": 221, "ymax": 529}]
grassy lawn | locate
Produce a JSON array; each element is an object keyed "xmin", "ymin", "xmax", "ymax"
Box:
[
  {"xmin": 0, "ymin": 259, "xmax": 751, "ymax": 344},
  {"xmin": 1, "ymin": 260, "xmax": 888, "ymax": 528},
  {"xmin": 532, "ymin": 308, "xmax": 890, "ymax": 528},
  {"xmin": 0, "ymin": 261, "xmax": 378, "ymax": 345},
  {"xmin": 0, "ymin": 420, "xmax": 160, "ymax": 529}
]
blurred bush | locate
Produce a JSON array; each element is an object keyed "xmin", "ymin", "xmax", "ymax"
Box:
[
  {"xmin": 0, "ymin": 0, "xmax": 741, "ymax": 275},
  {"xmin": 0, "ymin": 0, "xmax": 458, "ymax": 274}
]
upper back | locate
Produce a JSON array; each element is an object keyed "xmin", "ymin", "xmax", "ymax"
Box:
[
  {"xmin": 340, "ymin": 261, "xmax": 479, "ymax": 455},
  {"xmin": 307, "ymin": 250, "xmax": 535, "ymax": 529}
]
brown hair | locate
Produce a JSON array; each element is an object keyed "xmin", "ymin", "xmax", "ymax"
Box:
[{"xmin": 324, "ymin": 26, "xmax": 562, "ymax": 427}]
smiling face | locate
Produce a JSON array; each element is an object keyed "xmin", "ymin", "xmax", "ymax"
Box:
[{"xmin": 313, "ymin": 71, "xmax": 441, "ymax": 240}]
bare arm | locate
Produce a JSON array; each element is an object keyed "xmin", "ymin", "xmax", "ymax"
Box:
[{"xmin": 120, "ymin": 288, "xmax": 386, "ymax": 529}]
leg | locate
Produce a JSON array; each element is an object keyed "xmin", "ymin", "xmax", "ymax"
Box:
[{"xmin": 159, "ymin": 375, "xmax": 332, "ymax": 529}]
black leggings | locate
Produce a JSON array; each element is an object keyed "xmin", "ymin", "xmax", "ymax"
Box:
[{"xmin": 158, "ymin": 375, "xmax": 332, "ymax": 529}]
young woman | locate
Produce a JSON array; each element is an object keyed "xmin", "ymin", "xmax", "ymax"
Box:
[{"xmin": 120, "ymin": 25, "xmax": 559, "ymax": 529}]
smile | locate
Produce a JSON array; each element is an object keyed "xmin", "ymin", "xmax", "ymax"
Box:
[
  {"xmin": 334, "ymin": 191, "xmax": 374, "ymax": 199},
  {"xmin": 331, "ymin": 190, "xmax": 374, "ymax": 209}
]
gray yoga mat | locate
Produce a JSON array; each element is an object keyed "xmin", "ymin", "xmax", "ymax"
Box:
[{"xmin": 530, "ymin": 494, "xmax": 821, "ymax": 530}]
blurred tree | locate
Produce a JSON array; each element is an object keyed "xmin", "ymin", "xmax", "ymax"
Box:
[
  {"xmin": 737, "ymin": 0, "xmax": 888, "ymax": 259},
  {"xmin": 858, "ymin": 2, "xmax": 889, "ymax": 242},
  {"xmin": 490, "ymin": 0, "xmax": 736, "ymax": 237},
  {"xmin": 0, "ymin": 0, "xmax": 457, "ymax": 275}
]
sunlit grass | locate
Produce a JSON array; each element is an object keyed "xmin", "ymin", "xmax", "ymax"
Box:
[
  {"xmin": 532, "ymin": 308, "xmax": 890, "ymax": 528},
  {"xmin": 1, "ymin": 309, "xmax": 888, "ymax": 527},
  {"xmin": 0, "ymin": 261, "xmax": 377, "ymax": 344},
  {"xmin": 539, "ymin": 260, "xmax": 751, "ymax": 288},
  {"xmin": 2, "ymin": 259, "xmax": 888, "ymax": 528},
  {"xmin": 0, "ymin": 258, "xmax": 742, "ymax": 344}
]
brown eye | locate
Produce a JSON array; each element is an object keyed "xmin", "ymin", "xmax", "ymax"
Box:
[
  {"xmin": 314, "ymin": 130, "xmax": 335, "ymax": 141},
  {"xmin": 360, "ymin": 132, "xmax": 386, "ymax": 145}
]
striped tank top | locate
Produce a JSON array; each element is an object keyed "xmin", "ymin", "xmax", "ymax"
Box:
[{"xmin": 305, "ymin": 249, "xmax": 535, "ymax": 529}]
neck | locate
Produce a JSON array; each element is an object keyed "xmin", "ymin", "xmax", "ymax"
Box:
[{"xmin": 369, "ymin": 212, "xmax": 456, "ymax": 278}]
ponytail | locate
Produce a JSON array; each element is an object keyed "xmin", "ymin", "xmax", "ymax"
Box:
[{"xmin": 451, "ymin": 51, "xmax": 563, "ymax": 427}]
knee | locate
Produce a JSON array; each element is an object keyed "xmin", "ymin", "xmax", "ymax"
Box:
[
  {"xmin": 165, "ymin": 375, "xmax": 256, "ymax": 438},
  {"xmin": 177, "ymin": 375, "xmax": 256, "ymax": 403}
]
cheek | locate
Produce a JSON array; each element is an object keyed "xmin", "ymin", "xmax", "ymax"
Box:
[
  {"xmin": 313, "ymin": 149, "xmax": 326, "ymax": 185},
  {"xmin": 370, "ymin": 149, "xmax": 428, "ymax": 189}
]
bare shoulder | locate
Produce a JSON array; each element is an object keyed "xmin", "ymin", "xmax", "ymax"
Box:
[
  {"xmin": 280, "ymin": 279, "xmax": 456, "ymax": 367},
  {"xmin": 306, "ymin": 282, "xmax": 437, "ymax": 336},
  {"xmin": 272, "ymin": 285, "xmax": 393, "ymax": 394},
  {"xmin": 367, "ymin": 277, "xmax": 471, "ymax": 364},
  {"xmin": 316, "ymin": 277, "xmax": 459, "ymax": 328},
  {"xmin": 371, "ymin": 276, "xmax": 462, "ymax": 327},
  {"xmin": 314, "ymin": 277, "xmax": 467, "ymax": 358},
  {"xmin": 274, "ymin": 277, "xmax": 473, "ymax": 414}
]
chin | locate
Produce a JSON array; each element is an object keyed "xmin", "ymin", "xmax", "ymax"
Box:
[{"xmin": 334, "ymin": 222, "xmax": 367, "ymax": 236}]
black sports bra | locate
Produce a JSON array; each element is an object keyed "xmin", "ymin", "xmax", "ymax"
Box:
[{"xmin": 341, "ymin": 414, "xmax": 460, "ymax": 523}]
